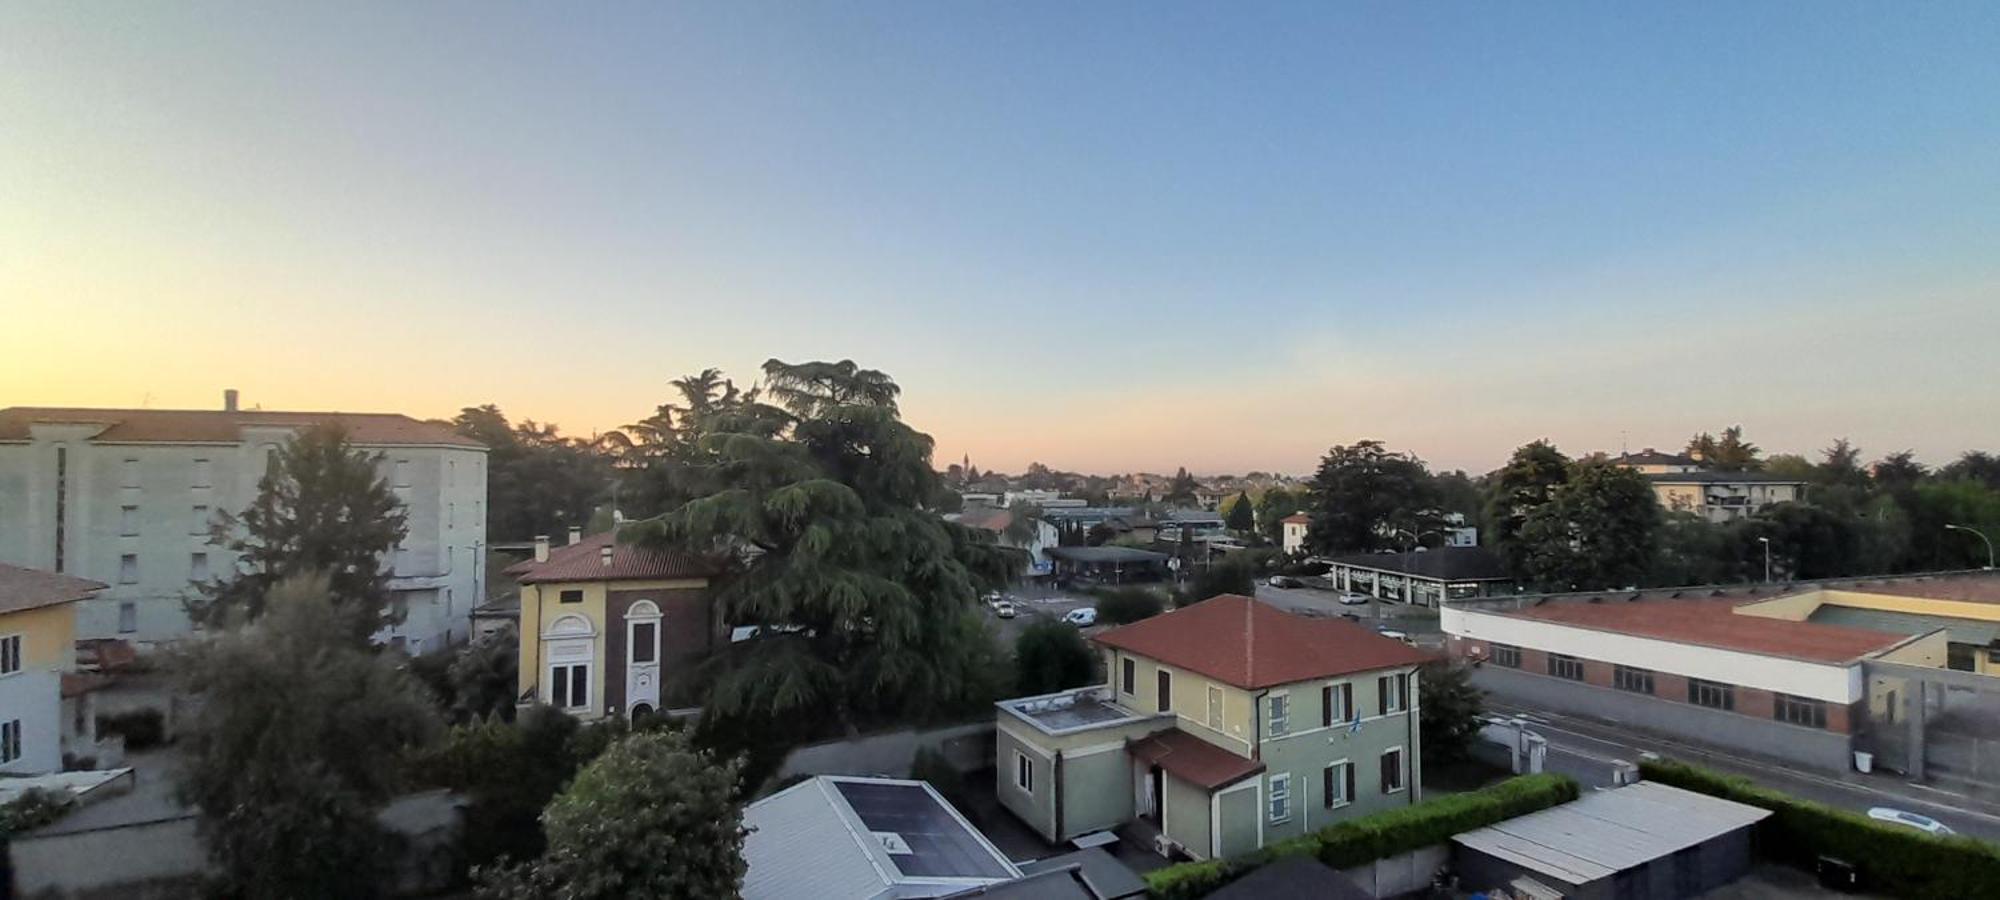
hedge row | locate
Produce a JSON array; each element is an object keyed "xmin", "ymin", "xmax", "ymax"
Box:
[
  {"xmin": 1143, "ymin": 773, "xmax": 1579, "ymax": 900},
  {"xmin": 1640, "ymin": 758, "xmax": 2000, "ymax": 898}
]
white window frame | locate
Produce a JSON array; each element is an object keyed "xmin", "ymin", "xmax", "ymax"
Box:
[
  {"xmin": 1325, "ymin": 759, "xmax": 1352, "ymax": 808},
  {"xmin": 1015, "ymin": 750, "xmax": 1034, "ymax": 793},
  {"xmin": 0, "ymin": 634, "xmax": 21, "ymax": 676},
  {"xmin": 1381, "ymin": 746, "xmax": 1407, "ymax": 794},
  {"xmin": 1323, "ymin": 680, "xmax": 1352, "ymax": 726},
  {"xmin": 549, "ymin": 662, "xmax": 591, "ymax": 711},
  {"xmin": 1379, "ymin": 673, "xmax": 1408, "ymax": 714},
  {"xmin": 1267, "ymin": 692, "xmax": 1290, "ymax": 737},
  {"xmin": 1267, "ymin": 772, "xmax": 1291, "ymax": 824},
  {"xmin": 1206, "ymin": 684, "xmax": 1224, "ymax": 730}
]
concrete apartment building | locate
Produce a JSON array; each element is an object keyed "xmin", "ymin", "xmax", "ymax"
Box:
[
  {"xmin": 996, "ymin": 595, "xmax": 1428, "ymax": 861},
  {"xmin": 1610, "ymin": 449, "xmax": 1806, "ymax": 522},
  {"xmin": 0, "ymin": 399, "xmax": 487, "ymax": 652}
]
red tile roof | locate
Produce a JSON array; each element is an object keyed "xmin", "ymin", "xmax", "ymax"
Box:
[
  {"xmin": 1094, "ymin": 594, "xmax": 1431, "ymax": 690},
  {"xmin": 1127, "ymin": 729, "xmax": 1263, "ymax": 790},
  {"xmin": 1506, "ymin": 598, "xmax": 1910, "ymax": 663},
  {"xmin": 0, "ymin": 564, "xmax": 105, "ymax": 616},
  {"xmin": 1281, "ymin": 513, "xmax": 1311, "ymax": 525},
  {"xmin": 506, "ymin": 531, "xmax": 719, "ymax": 584},
  {"xmin": 0, "ymin": 407, "xmax": 484, "ymax": 448}
]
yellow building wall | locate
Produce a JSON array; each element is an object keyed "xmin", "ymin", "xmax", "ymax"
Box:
[
  {"xmin": 0, "ymin": 603, "xmax": 78, "ymax": 671},
  {"xmin": 515, "ymin": 577, "xmax": 710, "ymax": 718},
  {"xmin": 1105, "ymin": 649, "xmax": 1257, "ymax": 756}
]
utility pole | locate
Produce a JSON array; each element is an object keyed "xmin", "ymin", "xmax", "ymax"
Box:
[
  {"xmin": 1945, "ymin": 524, "xmax": 1996, "ymax": 570},
  {"xmin": 1757, "ymin": 536, "xmax": 1771, "ymax": 583}
]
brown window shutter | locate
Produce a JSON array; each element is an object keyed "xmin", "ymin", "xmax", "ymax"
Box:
[
  {"xmin": 1378, "ymin": 676, "xmax": 1389, "ymax": 716},
  {"xmin": 1345, "ymin": 763, "xmax": 1355, "ymax": 802},
  {"xmin": 1323, "ymin": 765, "xmax": 1335, "ymax": 807},
  {"xmin": 1321, "ymin": 686, "xmax": 1333, "ymax": 728}
]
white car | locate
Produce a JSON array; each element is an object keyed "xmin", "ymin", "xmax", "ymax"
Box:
[
  {"xmin": 1338, "ymin": 593, "xmax": 1371, "ymax": 606},
  {"xmin": 993, "ymin": 601, "xmax": 1017, "ymax": 619},
  {"xmin": 1063, "ymin": 608, "xmax": 1098, "ymax": 627},
  {"xmin": 1868, "ymin": 808, "xmax": 1954, "ymax": 836}
]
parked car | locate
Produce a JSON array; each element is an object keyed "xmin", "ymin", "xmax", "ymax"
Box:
[
  {"xmin": 1868, "ymin": 808, "xmax": 1955, "ymax": 836},
  {"xmin": 993, "ymin": 600, "xmax": 1017, "ymax": 619},
  {"xmin": 1063, "ymin": 608, "xmax": 1098, "ymax": 627},
  {"xmin": 1267, "ymin": 575, "xmax": 1297, "ymax": 588},
  {"xmin": 1375, "ymin": 626, "xmax": 1410, "ymax": 643},
  {"xmin": 1338, "ymin": 592, "xmax": 1371, "ymax": 606}
]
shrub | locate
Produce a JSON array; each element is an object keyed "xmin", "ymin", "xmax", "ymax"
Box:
[
  {"xmin": 1013, "ymin": 619, "xmax": 1096, "ymax": 696},
  {"xmin": 1094, "ymin": 587, "xmax": 1164, "ymax": 625},
  {"xmin": 1640, "ymin": 758, "xmax": 2000, "ymax": 898},
  {"xmin": 0, "ymin": 789, "xmax": 74, "ymax": 839},
  {"xmin": 96, "ymin": 708, "xmax": 166, "ymax": 750},
  {"xmin": 1143, "ymin": 773, "xmax": 1578, "ymax": 900}
]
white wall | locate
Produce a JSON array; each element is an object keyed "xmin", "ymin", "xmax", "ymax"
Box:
[
  {"xmin": 1441, "ymin": 607, "xmax": 1861, "ymax": 703},
  {"xmin": 0, "ymin": 669, "xmax": 63, "ymax": 774}
]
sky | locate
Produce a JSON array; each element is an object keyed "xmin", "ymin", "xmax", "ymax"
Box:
[{"xmin": 4, "ymin": 2, "xmax": 1999, "ymax": 476}]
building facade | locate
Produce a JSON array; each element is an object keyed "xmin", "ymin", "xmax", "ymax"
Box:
[
  {"xmin": 1323, "ymin": 547, "xmax": 1514, "ymax": 608},
  {"xmin": 996, "ymin": 595, "xmax": 1427, "ymax": 860},
  {"xmin": 510, "ymin": 530, "xmax": 717, "ymax": 720},
  {"xmin": 0, "ymin": 403, "xmax": 487, "ymax": 651},
  {"xmin": 1645, "ymin": 472, "xmax": 1806, "ymax": 523},
  {"xmin": 1281, "ymin": 514, "xmax": 1309, "ymax": 556},
  {"xmin": 0, "ymin": 565, "xmax": 103, "ymax": 775}
]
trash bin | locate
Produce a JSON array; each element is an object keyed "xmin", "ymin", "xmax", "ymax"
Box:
[
  {"xmin": 1854, "ymin": 751, "xmax": 1874, "ymax": 774},
  {"xmin": 1817, "ymin": 856, "xmax": 1858, "ymax": 892}
]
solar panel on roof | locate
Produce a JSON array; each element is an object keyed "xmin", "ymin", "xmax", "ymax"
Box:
[{"xmin": 832, "ymin": 781, "xmax": 1015, "ymax": 880}]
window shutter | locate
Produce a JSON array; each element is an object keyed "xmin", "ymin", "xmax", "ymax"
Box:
[
  {"xmin": 1399, "ymin": 674, "xmax": 1410, "ymax": 711},
  {"xmin": 1381, "ymin": 755, "xmax": 1393, "ymax": 793},
  {"xmin": 1323, "ymin": 765, "xmax": 1334, "ymax": 807},
  {"xmin": 1345, "ymin": 763, "xmax": 1355, "ymax": 803},
  {"xmin": 1343, "ymin": 684, "xmax": 1354, "ymax": 722},
  {"xmin": 1378, "ymin": 676, "xmax": 1389, "ymax": 716},
  {"xmin": 1321, "ymin": 686, "xmax": 1333, "ymax": 728}
]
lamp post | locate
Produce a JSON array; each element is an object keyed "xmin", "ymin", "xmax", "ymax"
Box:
[
  {"xmin": 1945, "ymin": 524, "xmax": 1996, "ymax": 570},
  {"xmin": 1757, "ymin": 536, "xmax": 1771, "ymax": 583}
]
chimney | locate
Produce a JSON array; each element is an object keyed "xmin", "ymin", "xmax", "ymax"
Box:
[
  {"xmin": 600, "ymin": 545, "xmax": 614, "ymax": 567},
  {"xmin": 533, "ymin": 535, "xmax": 550, "ymax": 563},
  {"xmin": 568, "ymin": 526, "xmax": 583, "ymax": 546},
  {"xmin": 223, "ymin": 389, "xmax": 239, "ymax": 412}
]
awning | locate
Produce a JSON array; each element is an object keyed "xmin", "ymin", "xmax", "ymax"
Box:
[{"xmin": 1127, "ymin": 729, "xmax": 1263, "ymax": 790}]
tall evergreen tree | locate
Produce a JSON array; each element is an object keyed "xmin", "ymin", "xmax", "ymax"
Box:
[
  {"xmin": 1517, "ymin": 463, "xmax": 1662, "ymax": 591},
  {"xmin": 1225, "ymin": 491, "xmax": 1255, "ymax": 533},
  {"xmin": 1486, "ymin": 440, "xmax": 1571, "ymax": 578},
  {"xmin": 1164, "ymin": 467, "xmax": 1200, "ymax": 506},
  {"xmin": 1303, "ymin": 440, "xmax": 1440, "ymax": 554},
  {"xmin": 193, "ymin": 423, "xmax": 407, "ymax": 644}
]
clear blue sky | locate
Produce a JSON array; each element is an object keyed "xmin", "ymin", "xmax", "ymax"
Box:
[{"xmin": 6, "ymin": 2, "xmax": 1998, "ymax": 473}]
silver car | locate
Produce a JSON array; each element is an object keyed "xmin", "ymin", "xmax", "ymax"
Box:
[{"xmin": 1868, "ymin": 808, "xmax": 1954, "ymax": 836}]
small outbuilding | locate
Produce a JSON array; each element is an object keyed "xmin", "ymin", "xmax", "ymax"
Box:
[{"xmin": 1451, "ymin": 781, "xmax": 1771, "ymax": 900}]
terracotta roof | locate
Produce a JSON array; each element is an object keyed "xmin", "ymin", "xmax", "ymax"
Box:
[
  {"xmin": 506, "ymin": 531, "xmax": 719, "ymax": 584},
  {"xmin": 0, "ymin": 407, "xmax": 484, "ymax": 448},
  {"xmin": 1093, "ymin": 594, "xmax": 1430, "ymax": 690},
  {"xmin": 1505, "ymin": 598, "xmax": 1910, "ymax": 663},
  {"xmin": 0, "ymin": 564, "xmax": 105, "ymax": 616},
  {"xmin": 1281, "ymin": 513, "xmax": 1311, "ymax": 525},
  {"xmin": 1126, "ymin": 729, "xmax": 1263, "ymax": 790}
]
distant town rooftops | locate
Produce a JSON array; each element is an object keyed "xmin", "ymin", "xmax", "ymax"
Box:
[
  {"xmin": 0, "ymin": 406, "xmax": 484, "ymax": 448},
  {"xmin": 1322, "ymin": 546, "xmax": 1509, "ymax": 582},
  {"xmin": 1093, "ymin": 594, "xmax": 1430, "ymax": 690},
  {"xmin": 1498, "ymin": 596, "xmax": 1912, "ymax": 663},
  {"xmin": 0, "ymin": 563, "xmax": 106, "ymax": 616},
  {"xmin": 504, "ymin": 530, "xmax": 719, "ymax": 584}
]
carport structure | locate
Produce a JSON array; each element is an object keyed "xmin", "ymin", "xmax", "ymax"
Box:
[{"xmin": 1044, "ymin": 546, "xmax": 1169, "ymax": 584}]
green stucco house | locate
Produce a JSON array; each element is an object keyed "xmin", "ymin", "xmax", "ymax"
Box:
[{"xmin": 996, "ymin": 593, "xmax": 1430, "ymax": 861}]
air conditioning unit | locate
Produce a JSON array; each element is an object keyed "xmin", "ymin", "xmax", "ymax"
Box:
[{"xmin": 1152, "ymin": 833, "xmax": 1175, "ymax": 858}]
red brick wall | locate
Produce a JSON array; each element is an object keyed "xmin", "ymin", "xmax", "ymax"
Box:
[
  {"xmin": 1581, "ymin": 659, "xmax": 1613, "ymax": 689},
  {"xmin": 1737, "ymin": 687, "xmax": 1775, "ymax": 720},
  {"xmin": 1654, "ymin": 672, "xmax": 1690, "ymax": 704},
  {"xmin": 1828, "ymin": 701, "xmax": 1856, "ymax": 735}
]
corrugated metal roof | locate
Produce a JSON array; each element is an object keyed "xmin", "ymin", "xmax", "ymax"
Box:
[
  {"xmin": 1453, "ymin": 782, "xmax": 1770, "ymax": 885},
  {"xmin": 1808, "ymin": 605, "xmax": 1999, "ymax": 646}
]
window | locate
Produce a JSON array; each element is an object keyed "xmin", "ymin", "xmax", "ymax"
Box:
[
  {"xmin": 1, "ymin": 719, "xmax": 19, "ymax": 763},
  {"xmin": 120, "ymin": 505, "xmax": 140, "ymax": 536},
  {"xmin": 393, "ymin": 459, "xmax": 411, "ymax": 487},
  {"xmin": 1322, "ymin": 682, "xmax": 1353, "ymax": 726},
  {"xmin": 119, "ymin": 554, "xmax": 139, "ymax": 584},
  {"xmin": 1121, "ymin": 657, "xmax": 1135, "ymax": 695},
  {"xmin": 1, "ymin": 635, "xmax": 20, "ymax": 675},
  {"xmin": 1206, "ymin": 685, "xmax": 1224, "ymax": 729},
  {"xmin": 1688, "ymin": 678, "xmax": 1735, "ymax": 711},
  {"xmin": 1268, "ymin": 773, "xmax": 1291, "ymax": 823},
  {"xmin": 1548, "ymin": 654, "xmax": 1585, "ymax": 682},
  {"xmin": 632, "ymin": 621, "xmax": 658, "ymax": 664},
  {"xmin": 190, "ymin": 552, "xmax": 209, "ymax": 582},
  {"xmin": 550, "ymin": 663, "xmax": 590, "ymax": 710},
  {"xmin": 1775, "ymin": 693, "xmax": 1828, "ymax": 729},
  {"xmin": 1324, "ymin": 760, "xmax": 1353, "ymax": 808},
  {"xmin": 559, "ymin": 589, "xmax": 584, "ymax": 604},
  {"xmin": 54, "ymin": 446, "xmax": 67, "ymax": 572},
  {"xmin": 1613, "ymin": 665, "xmax": 1655, "ymax": 695},
  {"xmin": 1380, "ymin": 747, "xmax": 1406, "ymax": 793},
  {"xmin": 122, "ymin": 458, "xmax": 140, "ymax": 488},
  {"xmin": 1268, "ymin": 693, "xmax": 1290, "ymax": 736},
  {"xmin": 1157, "ymin": 669, "xmax": 1172, "ymax": 713},
  {"xmin": 191, "ymin": 504, "xmax": 209, "ymax": 535},
  {"xmin": 1378, "ymin": 673, "xmax": 1409, "ymax": 714},
  {"xmin": 192, "ymin": 458, "xmax": 212, "ymax": 488},
  {"xmin": 1491, "ymin": 643, "xmax": 1521, "ymax": 668},
  {"xmin": 1015, "ymin": 751, "xmax": 1034, "ymax": 792},
  {"xmin": 118, "ymin": 602, "xmax": 137, "ymax": 634}
]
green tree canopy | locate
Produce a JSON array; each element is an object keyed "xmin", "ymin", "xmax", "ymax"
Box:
[
  {"xmin": 1517, "ymin": 463, "xmax": 1661, "ymax": 591},
  {"xmin": 177, "ymin": 575, "xmax": 440, "ymax": 899},
  {"xmin": 454, "ymin": 405, "xmax": 612, "ymax": 542},
  {"xmin": 1225, "ymin": 491, "xmax": 1255, "ymax": 533},
  {"xmin": 1304, "ymin": 440, "xmax": 1441, "ymax": 554},
  {"xmin": 1164, "ymin": 467, "xmax": 1199, "ymax": 506},
  {"xmin": 478, "ymin": 730, "xmax": 747, "ymax": 900},
  {"xmin": 1685, "ymin": 425, "xmax": 1761, "ymax": 471},
  {"xmin": 193, "ymin": 423, "xmax": 408, "ymax": 644},
  {"xmin": 1486, "ymin": 440, "xmax": 1571, "ymax": 579},
  {"xmin": 1254, "ymin": 487, "xmax": 1302, "ymax": 545},
  {"xmin": 1013, "ymin": 619, "xmax": 1097, "ymax": 696},
  {"xmin": 1419, "ymin": 659, "xmax": 1485, "ymax": 765}
]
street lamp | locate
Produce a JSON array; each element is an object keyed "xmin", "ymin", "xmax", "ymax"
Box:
[
  {"xmin": 1945, "ymin": 524, "xmax": 1997, "ymax": 570},
  {"xmin": 1757, "ymin": 536, "xmax": 1771, "ymax": 584}
]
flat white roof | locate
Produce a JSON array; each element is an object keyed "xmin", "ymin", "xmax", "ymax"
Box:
[{"xmin": 1452, "ymin": 782, "xmax": 1770, "ymax": 885}]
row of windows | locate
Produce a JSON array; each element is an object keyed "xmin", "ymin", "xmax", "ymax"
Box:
[
  {"xmin": 115, "ymin": 552, "xmax": 210, "ymax": 585},
  {"xmin": 1116, "ymin": 656, "xmax": 1412, "ymax": 741},
  {"xmin": 113, "ymin": 456, "xmax": 480, "ymax": 494},
  {"xmin": 1495, "ymin": 644, "xmax": 1833, "ymax": 730},
  {"xmin": 1268, "ymin": 749, "xmax": 1405, "ymax": 823}
]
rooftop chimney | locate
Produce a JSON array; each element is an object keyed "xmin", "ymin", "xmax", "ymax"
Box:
[
  {"xmin": 568, "ymin": 526, "xmax": 583, "ymax": 546},
  {"xmin": 600, "ymin": 545, "xmax": 614, "ymax": 567},
  {"xmin": 223, "ymin": 389, "xmax": 239, "ymax": 412},
  {"xmin": 533, "ymin": 535, "xmax": 550, "ymax": 563}
]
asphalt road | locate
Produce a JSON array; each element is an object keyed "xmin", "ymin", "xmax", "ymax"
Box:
[{"xmin": 1487, "ymin": 699, "xmax": 2000, "ymax": 843}]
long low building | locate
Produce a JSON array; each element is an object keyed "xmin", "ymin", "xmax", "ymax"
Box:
[{"xmin": 1321, "ymin": 547, "xmax": 1515, "ymax": 608}]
